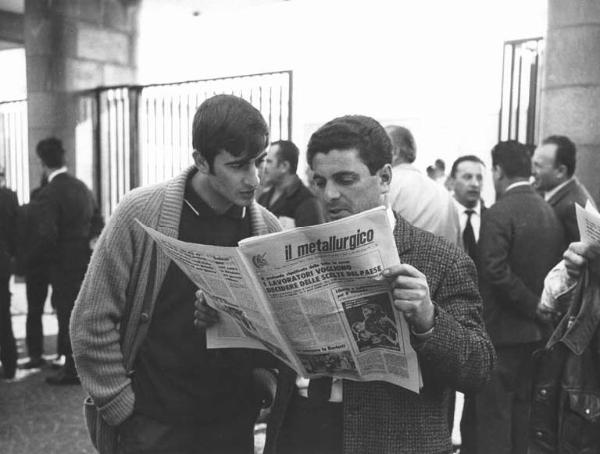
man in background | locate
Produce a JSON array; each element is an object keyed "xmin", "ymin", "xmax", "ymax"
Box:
[
  {"xmin": 449, "ymin": 155, "xmax": 486, "ymax": 265},
  {"xmin": 447, "ymin": 154, "xmax": 486, "ymax": 453},
  {"xmin": 385, "ymin": 125, "xmax": 461, "ymax": 245},
  {"xmin": 258, "ymin": 140, "xmax": 323, "ymax": 228},
  {"xmin": 16, "ymin": 177, "xmax": 52, "ymax": 370},
  {"xmin": 31, "ymin": 138, "xmax": 104, "ymax": 385},
  {"xmin": 0, "ymin": 169, "xmax": 18, "ymax": 380},
  {"xmin": 477, "ymin": 140, "xmax": 565, "ymax": 454},
  {"xmin": 532, "ymin": 135, "xmax": 596, "ymax": 243}
]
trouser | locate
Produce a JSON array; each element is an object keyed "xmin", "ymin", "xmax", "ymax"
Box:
[
  {"xmin": 277, "ymin": 392, "xmax": 343, "ymax": 454},
  {"xmin": 0, "ymin": 277, "xmax": 17, "ymax": 378},
  {"xmin": 475, "ymin": 342, "xmax": 541, "ymax": 454},
  {"xmin": 460, "ymin": 392, "xmax": 478, "ymax": 454},
  {"xmin": 51, "ymin": 268, "xmax": 86, "ymax": 358},
  {"xmin": 117, "ymin": 409, "xmax": 258, "ymax": 454},
  {"xmin": 25, "ymin": 267, "xmax": 50, "ymax": 359}
]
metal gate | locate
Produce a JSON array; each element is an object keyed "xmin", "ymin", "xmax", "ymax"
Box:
[
  {"xmin": 498, "ymin": 37, "xmax": 543, "ymax": 145},
  {"xmin": 0, "ymin": 99, "xmax": 29, "ymax": 203},
  {"xmin": 81, "ymin": 70, "xmax": 293, "ymax": 218}
]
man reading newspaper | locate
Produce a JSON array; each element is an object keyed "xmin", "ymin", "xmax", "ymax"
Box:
[
  {"xmin": 71, "ymin": 94, "xmax": 282, "ymax": 454},
  {"xmin": 196, "ymin": 115, "xmax": 495, "ymax": 453}
]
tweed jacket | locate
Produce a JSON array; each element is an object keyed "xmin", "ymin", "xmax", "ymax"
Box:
[
  {"xmin": 547, "ymin": 178, "xmax": 596, "ymax": 244},
  {"xmin": 70, "ymin": 166, "xmax": 281, "ymax": 452},
  {"xmin": 264, "ymin": 216, "xmax": 495, "ymax": 454},
  {"xmin": 479, "ymin": 185, "xmax": 565, "ymax": 346}
]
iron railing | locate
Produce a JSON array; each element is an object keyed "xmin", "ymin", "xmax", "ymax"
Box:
[
  {"xmin": 0, "ymin": 99, "xmax": 29, "ymax": 203},
  {"xmin": 498, "ymin": 37, "xmax": 543, "ymax": 145},
  {"xmin": 81, "ymin": 70, "xmax": 293, "ymax": 219}
]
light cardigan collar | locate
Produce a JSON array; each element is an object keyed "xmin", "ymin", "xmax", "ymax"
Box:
[{"xmin": 152, "ymin": 166, "xmax": 271, "ymax": 298}]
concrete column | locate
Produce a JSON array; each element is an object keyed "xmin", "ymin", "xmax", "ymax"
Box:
[
  {"xmin": 540, "ymin": 0, "xmax": 600, "ymax": 204},
  {"xmin": 24, "ymin": 0, "xmax": 139, "ymax": 190}
]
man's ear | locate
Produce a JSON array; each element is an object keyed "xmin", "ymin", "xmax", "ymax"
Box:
[
  {"xmin": 193, "ymin": 151, "xmax": 210, "ymax": 174},
  {"xmin": 280, "ymin": 160, "xmax": 291, "ymax": 174},
  {"xmin": 378, "ymin": 164, "xmax": 393, "ymax": 194},
  {"xmin": 555, "ymin": 163, "xmax": 568, "ymax": 179},
  {"xmin": 493, "ymin": 164, "xmax": 505, "ymax": 180}
]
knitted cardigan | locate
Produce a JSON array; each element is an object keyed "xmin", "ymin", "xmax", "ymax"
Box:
[{"xmin": 70, "ymin": 166, "xmax": 281, "ymax": 452}]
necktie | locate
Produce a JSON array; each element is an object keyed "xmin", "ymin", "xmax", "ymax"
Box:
[
  {"xmin": 307, "ymin": 377, "xmax": 332, "ymax": 403},
  {"xmin": 463, "ymin": 209, "xmax": 477, "ymax": 262}
]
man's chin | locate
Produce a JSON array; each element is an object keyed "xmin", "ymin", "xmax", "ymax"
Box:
[{"xmin": 327, "ymin": 210, "xmax": 351, "ymax": 221}]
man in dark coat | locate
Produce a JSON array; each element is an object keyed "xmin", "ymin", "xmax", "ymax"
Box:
[
  {"xmin": 448, "ymin": 154, "xmax": 487, "ymax": 453},
  {"xmin": 31, "ymin": 138, "xmax": 104, "ymax": 385},
  {"xmin": 258, "ymin": 140, "xmax": 323, "ymax": 228},
  {"xmin": 532, "ymin": 135, "xmax": 596, "ymax": 244},
  {"xmin": 477, "ymin": 141, "xmax": 565, "ymax": 454},
  {"xmin": 16, "ymin": 178, "xmax": 52, "ymax": 369},
  {"xmin": 0, "ymin": 169, "xmax": 18, "ymax": 379},
  {"xmin": 260, "ymin": 115, "xmax": 495, "ymax": 454}
]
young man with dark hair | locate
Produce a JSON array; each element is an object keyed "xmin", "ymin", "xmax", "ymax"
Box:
[
  {"xmin": 30, "ymin": 138, "xmax": 104, "ymax": 385},
  {"xmin": 532, "ymin": 135, "xmax": 596, "ymax": 243},
  {"xmin": 476, "ymin": 140, "xmax": 565, "ymax": 454},
  {"xmin": 260, "ymin": 115, "xmax": 495, "ymax": 453},
  {"xmin": 258, "ymin": 140, "xmax": 323, "ymax": 228},
  {"xmin": 71, "ymin": 94, "xmax": 281, "ymax": 453}
]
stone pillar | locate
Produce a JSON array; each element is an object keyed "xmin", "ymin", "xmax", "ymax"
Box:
[
  {"xmin": 540, "ymin": 0, "xmax": 600, "ymax": 204},
  {"xmin": 24, "ymin": 0, "xmax": 139, "ymax": 190}
]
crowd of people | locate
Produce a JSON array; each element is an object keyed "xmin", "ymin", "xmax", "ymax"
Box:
[{"xmin": 0, "ymin": 93, "xmax": 599, "ymax": 454}]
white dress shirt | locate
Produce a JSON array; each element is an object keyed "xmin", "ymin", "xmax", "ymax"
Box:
[{"xmin": 454, "ymin": 198, "xmax": 482, "ymax": 243}]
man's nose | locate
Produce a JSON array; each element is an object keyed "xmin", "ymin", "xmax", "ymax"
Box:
[
  {"xmin": 244, "ymin": 166, "xmax": 260, "ymax": 188},
  {"xmin": 323, "ymin": 181, "xmax": 340, "ymax": 201}
]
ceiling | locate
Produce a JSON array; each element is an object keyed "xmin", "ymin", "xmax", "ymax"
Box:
[
  {"xmin": 0, "ymin": 0, "xmax": 283, "ymax": 50},
  {"xmin": 0, "ymin": 0, "xmax": 22, "ymax": 13}
]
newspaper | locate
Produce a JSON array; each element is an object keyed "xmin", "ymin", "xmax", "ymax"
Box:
[
  {"xmin": 576, "ymin": 202, "xmax": 600, "ymax": 244},
  {"xmin": 138, "ymin": 206, "xmax": 421, "ymax": 393}
]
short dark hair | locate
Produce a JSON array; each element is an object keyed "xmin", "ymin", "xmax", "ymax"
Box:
[
  {"xmin": 386, "ymin": 125, "xmax": 416, "ymax": 163},
  {"xmin": 191, "ymin": 94, "xmax": 269, "ymax": 170},
  {"xmin": 307, "ymin": 115, "xmax": 392, "ymax": 175},
  {"xmin": 450, "ymin": 155, "xmax": 485, "ymax": 178},
  {"xmin": 271, "ymin": 140, "xmax": 299, "ymax": 174},
  {"xmin": 542, "ymin": 135, "xmax": 576, "ymax": 177},
  {"xmin": 491, "ymin": 140, "xmax": 531, "ymax": 179},
  {"xmin": 36, "ymin": 137, "xmax": 65, "ymax": 168}
]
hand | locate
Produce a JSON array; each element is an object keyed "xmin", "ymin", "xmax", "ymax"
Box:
[
  {"xmin": 563, "ymin": 242, "xmax": 600, "ymax": 278},
  {"xmin": 383, "ymin": 264, "xmax": 434, "ymax": 333},
  {"xmin": 193, "ymin": 290, "xmax": 219, "ymax": 329}
]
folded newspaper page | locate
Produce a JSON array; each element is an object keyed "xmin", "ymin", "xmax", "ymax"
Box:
[
  {"xmin": 576, "ymin": 202, "xmax": 600, "ymax": 244},
  {"xmin": 138, "ymin": 206, "xmax": 421, "ymax": 392}
]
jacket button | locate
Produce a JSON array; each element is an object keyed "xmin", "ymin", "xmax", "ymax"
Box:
[
  {"xmin": 585, "ymin": 408, "xmax": 591, "ymax": 415},
  {"xmin": 140, "ymin": 312, "xmax": 150, "ymax": 323},
  {"xmin": 535, "ymin": 431, "xmax": 543, "ymax": 439},
  {"xmin": 539, "ymin": 388, "xmax": 547, "ymax": 397}
]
